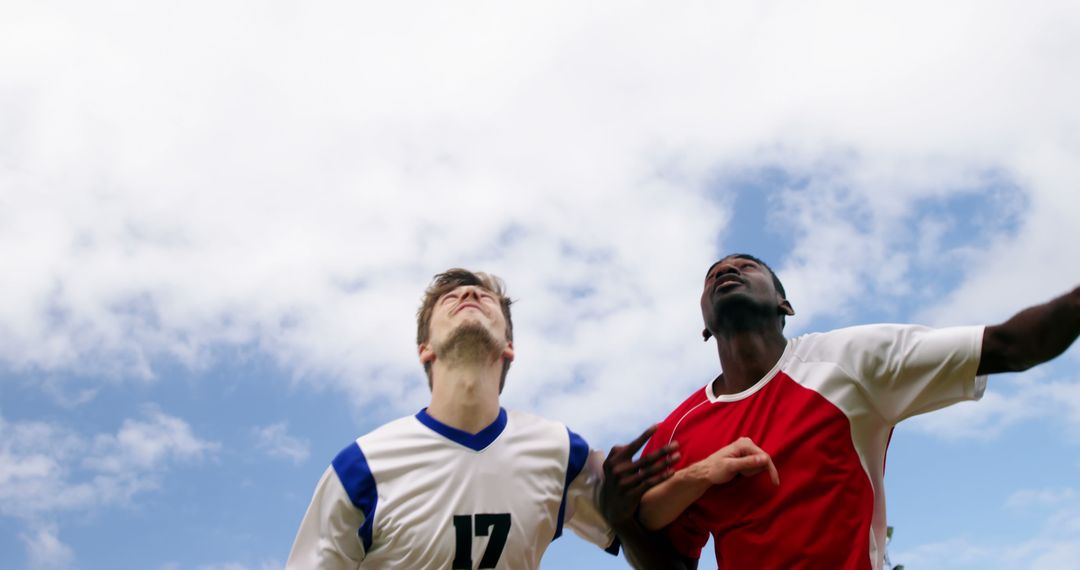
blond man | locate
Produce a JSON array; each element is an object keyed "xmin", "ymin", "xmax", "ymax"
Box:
[{"xmin": 288, "ymin": 269, "xmax": 671, "ymax": 569}]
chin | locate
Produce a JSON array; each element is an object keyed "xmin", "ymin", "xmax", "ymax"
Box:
[{"xmin": 438, "ymin": 323, "xmax": 503, "ymax": 363}]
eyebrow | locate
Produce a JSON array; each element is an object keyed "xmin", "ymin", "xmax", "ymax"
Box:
[
  {"xmin": 441, "ymin": 287, "xmax": 495, "ymax": 300},
  {"xmin": 705, "ymin": 257, "xmax": 759, "ymax": 278}
]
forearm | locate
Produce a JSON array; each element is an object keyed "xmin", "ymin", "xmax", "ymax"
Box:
[
  {"xmin": 979, "ymin": 285, "xmax": 1080, "ymax": 374},
  {"xmin": 638, "ymin": 462, "xmax": 712, "ymax": 530}
]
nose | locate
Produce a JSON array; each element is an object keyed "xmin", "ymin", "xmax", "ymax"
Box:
[
  {"xmin": 459, "ymin": 286, "xmax": 482, "ymax": 301},
  {"xmin": 713, "ymin": 260, "xmax": 741, "ymax": 278}
]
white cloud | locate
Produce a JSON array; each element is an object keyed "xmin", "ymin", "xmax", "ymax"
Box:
[
  {"xmin": 85, "ymin": 405, "xmax": 219, "ymax": 473},
  {"xmin": 253, "ymin": 422, "xmax": 311, "ymax": 465},
  {"xmin": 894, "ymin": 537, "xmax": 993, "ymax": 568},
  {"xmin": 904, "ymin": 364, "xmax": 1080, "ymax": 443},
  {"xmin": 1, "ymin": 3, "xmax": 1079, "ymax": 569},
  {"xmin": 895, "ymin": 487, "xmax": 1080, "ymax": 569},
  {"xmin": 1007, "ymin": 488, "xmax": 1078, "ymax": 511},
  {"xmin": 0, "ymin": 408, "xmax": 218, "ymax": 520},
  {"xmin": 19, "ymin": 525, "xmax": 74, "ymax": 570},
  {"xmin": 2, "ymin": 408, "xmax": 219, "ymax": 567},
  {"xmin": 1, "ymin": 1, "xmax": 1078, "ymax": 438}
]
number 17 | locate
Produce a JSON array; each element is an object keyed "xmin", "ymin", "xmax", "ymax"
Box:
[{"xmin": 452, "ymin": 513, "xmax": 512, "ymax": 569}]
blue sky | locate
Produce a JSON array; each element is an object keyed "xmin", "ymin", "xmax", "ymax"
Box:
[{"xmin": 2, "ymin": 1, "xmax": 1080, "ymax": 569}]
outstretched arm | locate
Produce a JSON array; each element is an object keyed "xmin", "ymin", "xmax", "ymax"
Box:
[
  {"xmin": 978, "ymin": 285, "xmax": 1080, "ymax": 375},
  {"xmin": 638, "ymin": 437, "xmax": 778, "ymax": 531},
  {"xmin": 599, "ymin": 426, "xmax": 697, "ymax": 570}
]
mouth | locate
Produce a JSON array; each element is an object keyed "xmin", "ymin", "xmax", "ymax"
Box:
[
  {"xmin": 454, "ymin": 303, "xmax": 483, "ymax": 315},
  {"xmin": 714, "ymin": 276, "xmax": 744, "ymax": 292}
]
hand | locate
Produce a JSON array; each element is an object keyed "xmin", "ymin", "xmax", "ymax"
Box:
[
  {"xmin": 600, "ymin": 425, "xmax": 680, "ymax": 527},
  {"xmin": 690, "ymin": 436, "xmax": 779, "ymax": 487}
]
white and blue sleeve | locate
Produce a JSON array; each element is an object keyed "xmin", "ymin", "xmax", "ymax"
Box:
[
  {"xmin": 558, "ymin": 429, "xmax": 619, "ymax": 555},
  {"xmin": 286, "ymin": 442, "xmax": 378, "ymax": 569}
]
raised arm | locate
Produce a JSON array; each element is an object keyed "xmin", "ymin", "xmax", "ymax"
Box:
[
  {"xmin": 638, "ymin": 437, "xmax": 778, "ymax": 531},
  {"xmin": 978, "ymin": 285, "xmax": 1080, "ymax": 375},
  {"xmin": 599, "ymin": 426, "xmax": 697, "ymax": 570}
]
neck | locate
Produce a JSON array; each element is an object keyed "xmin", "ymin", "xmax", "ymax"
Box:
[
  {"xmin": 711, "ymin": 328, "xmax": 788, "ymax": 396},
  {"xmin": 427, "ymin": 359, "xmax": 502, "ymax": 434}
]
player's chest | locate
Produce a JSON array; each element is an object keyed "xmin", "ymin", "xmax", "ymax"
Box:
[
  {"xmin": 674, "ymin": 374, "xmax": 857, "ymax": 467},
  {"xmin": 364, "ymin": 449, "xmax": 566, "ymax": 568}
]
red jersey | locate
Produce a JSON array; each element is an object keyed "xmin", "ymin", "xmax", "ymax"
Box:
[{"xmin": 643, "ymin": 324, "xmax": 985, "ymax": 570}]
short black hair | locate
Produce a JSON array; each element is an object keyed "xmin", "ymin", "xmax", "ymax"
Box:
[{"xmin": 707, "ymin": 253, "xmax": 786, "ymax": 299}]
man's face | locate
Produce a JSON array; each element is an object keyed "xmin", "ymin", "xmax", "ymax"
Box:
[
  {"xmin": 420, "ymin": 284, "xmax": 513, "ymax": 367},
  {"xmin": 700, "ymin": 256, "xmax": 785, "ymax": 330}
]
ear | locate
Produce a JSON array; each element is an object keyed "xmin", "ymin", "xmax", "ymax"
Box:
[
  {"xmin": 780, "ymin": 298, "xmax": 795, "ymax": 317},
  {"xmin": 502, "ymin": 340, "xmax": 515, "ymax": 363},
  {"xmin": 418, "ymin": 343, "xmax": 436, "ymax": 366}
]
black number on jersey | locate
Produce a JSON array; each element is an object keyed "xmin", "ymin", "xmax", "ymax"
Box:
[{"xmin": 451, "ymin": 513, "xmax": 511, "ymax": 569}]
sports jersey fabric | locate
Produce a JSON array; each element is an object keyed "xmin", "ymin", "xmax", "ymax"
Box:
[
  {"xmin": 642, "ymin": 324, "xmax": 986, "ymax": 570},
  {"xmin": 287, "ymin": 407, "xmax": 617, "ymax": 569}
]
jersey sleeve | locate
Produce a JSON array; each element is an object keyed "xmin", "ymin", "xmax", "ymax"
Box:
[
  {"xmin": 808, "ymin": 324, "xmax": 986, "ymax": 425},
  {"xmin": 286, "ymin": 442, "xmax": 376, "ymax": 570},
  {"xmin": 560, "ymin": 429, "xmax": 620, "ymax": 554}
]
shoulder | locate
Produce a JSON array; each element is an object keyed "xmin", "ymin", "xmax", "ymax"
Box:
[
  {"xmin": 505, "ymin": 409, "xmax": 578, "ymax": 445},
  {"xmin": 786, "ymin": 324, "xmax": 984, "ymax": 380},
  {"xmin": 790, "ymin": 324, "xmax": 982, "ymax": 355},
  {"xmin": 332, "ymin": 415, "xmax": 419, "ymax": 465},
  {"xmin": 503, "ymin": 410, "xmax": 599, "ymax": 467},
  {"xmin": 505, "ymin": 408, "xmax": 562, "ymax": 428},
  {"xmin": 362, "ymin": 414, "xmax": 423, "ymax": 441},
  {"xmin": 789, "ymin": 324, "xmax": 925, "ymax": 358}
]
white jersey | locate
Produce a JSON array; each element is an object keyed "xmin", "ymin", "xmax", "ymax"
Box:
[{"xmin": 287, "ymin": 408, "xmax": 617, "ymax": 569}]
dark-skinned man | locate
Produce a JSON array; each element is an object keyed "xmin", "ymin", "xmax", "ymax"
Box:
[{"xmin": 600, "ymin": 253, "xmax": 1080, "ymax": 570}]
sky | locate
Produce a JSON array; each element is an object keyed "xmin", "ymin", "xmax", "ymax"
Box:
[{"xmin": 1, "ymin": 0, "xmax": 1079, "ymax": 568}]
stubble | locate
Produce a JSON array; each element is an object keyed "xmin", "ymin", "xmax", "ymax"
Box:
[{"xmin": 435, "ymin": 322, "xmax": 503, "ymax": 367}]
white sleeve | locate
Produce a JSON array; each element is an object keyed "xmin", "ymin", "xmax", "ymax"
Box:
[
  {"xmin": 804, "ymin": 324, "xmax": 986, "ymax": 424},
  {"xmin": 564, "ymin": 448, "xmax": 619, "ymax": 553},
  {"xmin": 286, "ymin": 465, "xmax": 366, "ymax": 570}
]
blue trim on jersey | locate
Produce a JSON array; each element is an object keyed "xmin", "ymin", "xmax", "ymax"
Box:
[
  {"xmin": 414, "ymin": 407, "xmax": 507, "ymax": 451},
  {"xmin": 605, "ymin": 536, "xmax": 622, "ymax": 556},
  {"xmin": 332, "ymin": 442, "xmax": 378, "ymax": 551},
  {"xmin": 553, "ymin": 428, "xmax": 590, "ymax": 541}
]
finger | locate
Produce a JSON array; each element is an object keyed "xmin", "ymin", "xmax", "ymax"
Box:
[
  {"xmin": 731, "ymin": 437, "xmax": 765, "ymax": 455},
  {"xmin": 640, "ymin": 467, "xmax": 675, "ymax": 489},
  {"xmin": 765, "ymin": 455, "xmax": 780, "ymax": 486},
  {"xmin": 730, "ymin": 455, "xmax": 779, "ymax": 486},
  {"xmin": 616, "ymin": 464, "xmax": 656, "ymax": 491},
  {"xmin": 729, "ymin": 455, "xmax": 769, "ymax": 474},
  {"xmin": 605, "ymin": 444, "xmax": 626, "ymax": 462},
  {"xmin": 610, "ymin": 461, "xmax": 643, "ymax": 480},
  {"xmin": 635, "ymin": 449, "xmax": 678, "ymax": 472},
  {"xmin": 616, "ymin": 456, "xmax": 675, "ymax": 492},
  {"xmin": 622, "ymin": 424, "xmax": 659, "ymax": 457},
  {"xmin": 728, "ymin": 455, "xmax": 763, "ymax": 470},
  {"xmin": 634, "ymin": 444, "xmax": 680, "ymax": 471},
  {"xmin": 730, "ymin": 440, "xmax": 777, "ymax": 483}
]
